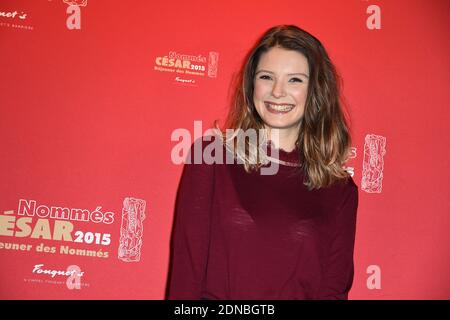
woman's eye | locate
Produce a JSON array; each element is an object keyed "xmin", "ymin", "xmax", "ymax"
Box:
[{"xmin": 258, "ymin": 75, "xmax": 303, "ymax": 82}]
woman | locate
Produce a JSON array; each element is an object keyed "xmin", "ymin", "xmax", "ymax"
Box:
[{"xmin": 166, "ymin": 25, "xmax": 359, "ymax": 300}]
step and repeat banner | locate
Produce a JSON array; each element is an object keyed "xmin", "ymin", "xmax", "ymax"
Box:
[{"xmin": 1, "ymin": 0, "xmax": 449, "ymax": 299}]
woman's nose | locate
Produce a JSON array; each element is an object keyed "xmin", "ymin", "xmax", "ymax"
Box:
[{"xmin": 271, "ymin": 80, "xmax": 286, "ymax": 98}]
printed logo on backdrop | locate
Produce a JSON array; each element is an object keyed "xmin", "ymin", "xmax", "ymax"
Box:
[
  {"xmin": 0, "ymin": 196, "xmax": 146, "ymax": 289},
  {"xmin": 118, "ymin": 198, "xmax": 146, "ymax": 262},
  {"xmin": 154, "ymin": 51, "xmax": 220, "ymax": 86},
  {"xmin": 0, "ymin": 1, "xmax": 89, "ymax": 31},
  {"xmin": 0, "ymin": 8, "xmax": 33, "ymax": 31},
  {"xmin": 361, "ymin": 134, "xmax": 386, "ymax": 193},
  {"xmin": 340, "ymin": 133, "xmax": 386, "ymax": 193},
  {"xmin": 23, "ymin": 263, "xmax": 88, "ymax": 289}
]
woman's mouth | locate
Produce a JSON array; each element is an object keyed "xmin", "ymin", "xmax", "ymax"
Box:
[{"xmin": 264, "ymin": 102, "xmax": 295, "ymax": 114}]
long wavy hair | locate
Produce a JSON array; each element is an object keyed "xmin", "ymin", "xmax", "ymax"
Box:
[{"xmin": 214, "ymin": 25, "xmax": 353, "ymax": 190}]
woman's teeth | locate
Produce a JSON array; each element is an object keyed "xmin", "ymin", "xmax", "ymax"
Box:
[{"xmin": 265, "ymin": 103, "xmax": 295, "ymax": 113}]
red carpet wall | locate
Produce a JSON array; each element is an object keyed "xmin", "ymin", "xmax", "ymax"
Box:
[{"xmin": 1, "ymin": 0, "xmax": 449, "ymax": 299}]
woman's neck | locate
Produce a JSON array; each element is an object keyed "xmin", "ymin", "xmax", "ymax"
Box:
[{"xmin": 268, "ymin": 127, "xmax": 299, "ymax": 152}]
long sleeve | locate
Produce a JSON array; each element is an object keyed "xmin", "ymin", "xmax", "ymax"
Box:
[
  {"xmin": 166, "ymin": 139, "xmax": 215, "ymax": 300},
  {"xmin": 317, "ymin": 181, "xmax": 359, "ymax": 300}
]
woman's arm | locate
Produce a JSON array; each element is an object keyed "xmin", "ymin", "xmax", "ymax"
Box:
[
  {"xmin": 166, "ymin": 139, "xmax": 215, "ymax": 300},
  {"xmin": 317, "ymin": 180, "xmax": 359, "ymax": 300}
]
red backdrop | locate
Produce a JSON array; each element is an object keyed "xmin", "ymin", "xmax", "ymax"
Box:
[{"xmin": 1, "ymin": 0, "xmax": 449, "ymax": 299}]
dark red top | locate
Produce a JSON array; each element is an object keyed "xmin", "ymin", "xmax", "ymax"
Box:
[{"xmin": 167, "ymin": 136, "xmax": 359, "ymax": 300}]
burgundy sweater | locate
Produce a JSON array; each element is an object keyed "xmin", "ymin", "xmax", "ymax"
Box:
[{"xmin": 167, "ymin": 137, "xmax": 359, "ymax": 300}]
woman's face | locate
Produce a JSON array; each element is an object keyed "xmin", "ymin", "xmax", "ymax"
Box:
[{"xmin": 253, "ymin": 46, "xmax": 309, "ymax": 136}]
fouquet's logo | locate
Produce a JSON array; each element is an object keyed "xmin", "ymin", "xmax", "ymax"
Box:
[
  {"xmin": 0, "ymin": 10, "xmax": 27, "ymax": 20},
  {"xmin": 32, "ymin": 263, "xmax": 84, "ymax": 278},
  {"xmin": 32, "ymin": 263, "xmax": 85, "ymax": 290},
  {"xmin": 0, "ymin": 9, "xmax": 33, "ymax": 31}
]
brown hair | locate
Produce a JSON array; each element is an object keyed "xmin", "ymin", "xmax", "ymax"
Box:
[{"xmin": 216, "ymin": 25, "xmax": 353, "ymax": 190}]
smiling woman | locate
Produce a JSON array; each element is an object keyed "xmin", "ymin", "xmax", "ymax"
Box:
[
  {"xmin": 166, "ymin": 25, "xmax": 359, "ymax": 300},
  {"xmin": 253, "ymin": 47, "xmax": 310, "ymax": 151},
  {"xmin": 217, "ymin": 25, "xmax": 353, "ymax": 188}
]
